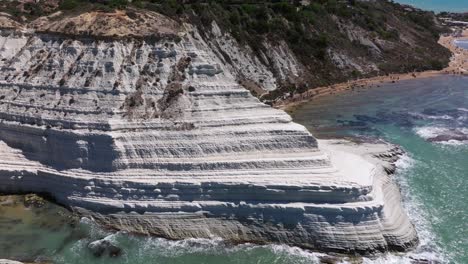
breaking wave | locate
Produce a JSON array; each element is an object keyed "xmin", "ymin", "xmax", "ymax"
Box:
[
  {"xmin": 62, "ymin": 228, "xmax": 327, "ymax": 264},
  {"xmin": 411, "ymin": 107, "xmax": 468, "ymax": 146},
  {"xmin": 388, "ymin": 154, "xmax": 449, "ymax": 263},
  {"xmin": 59, "ymin": 162, "xmax": 448, "ymax": 264},
  {"xmin": 414, "ymin": 126, "xmax": 468, "ymax": 145},
  {"xmin": 354, "ymin": 154, "xmax": 448, "ymax": 264}
]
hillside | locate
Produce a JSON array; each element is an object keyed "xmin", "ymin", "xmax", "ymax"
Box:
[
  {"xmin": 0, "ymin": 0, "xmax": 430, "ymax": 256},
  {"xmin": 0, "ymin": 5, "xmax": 418, "ymax": 254},
  {"xmin": 1, "ymin": 0, "xmax": 452, "ymax": 103}
]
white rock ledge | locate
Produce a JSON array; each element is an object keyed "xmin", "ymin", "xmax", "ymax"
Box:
[{"xmin": 0, "ymin": 29, "xmax": 417, "ymax": 254}]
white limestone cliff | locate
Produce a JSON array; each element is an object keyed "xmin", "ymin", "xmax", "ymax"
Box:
[{"xmin": 0, "ymin": 11, "xmax": 417, "ymax": 254}]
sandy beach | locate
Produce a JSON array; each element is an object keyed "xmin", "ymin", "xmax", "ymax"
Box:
[{"xmin": 277, "ymin": 28, "xmax": 468, "ymax": 111}]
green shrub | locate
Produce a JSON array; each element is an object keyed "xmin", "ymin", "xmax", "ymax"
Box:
[
  {"xmin": 107, "ymin": 0, "xmax": 128, "ymax": 9},
  {"xmin": 429, "ymin": 59, "xmax": 445, "ymax": 70},
  {"xmin": 59, "ymin": 0, "xmax": 79, "ymax": 10},
  {"xmin": 23, "ymin": 3, "xmax": 44, "ymax": 16}
]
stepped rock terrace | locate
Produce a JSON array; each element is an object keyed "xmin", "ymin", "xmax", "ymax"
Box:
[{"xmin": 0, "ymin": 10, "xmax": 417, "ymax": 254}]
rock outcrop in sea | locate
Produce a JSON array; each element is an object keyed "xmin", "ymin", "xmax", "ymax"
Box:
[{"xmin": 0, "ymin": 10, "xmax": 417, "ymax": 254}]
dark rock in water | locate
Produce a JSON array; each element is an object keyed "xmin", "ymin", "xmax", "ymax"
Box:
[
  {"xmin": 338, "ymin": 120, "xmax": 368, "ymax": 127},
  {"xmin": 23, "ymin": 194, "xmax": 46, "ymax": 208},
  {"xmin": 87, "ymin": 238, "xmax": 122, "ymax": 258},
  {"xmin": 108, "ymin": 245, "xmax": 122, "ymax": 258},
  {"xmin": 422, "ymin": 108, "xmax": 440, "ymax": 116},
  {"xmin": 354, "ymin": 114, "xmax": 382, "ymax": 123},
  {"xmin": 422, "ymin": 108, "xmax": 465, "ymax": 119},
  {"xmin": 353, "ymin": 112, "xmax": 415, "ymax": 127},
  {"xmin": 319, "ymin": 255, "xmax": 341, "ymax": 264},
  {"xmin": 428, "ymin": 134, "xmax": 468, "ymax": 142},
  {"xmin": 87, "ymin": 240, "xmax": 107, "ymax": 257},
  {"xmin": 413, "ymin": 108, "xmax": 436, "ymax": 117},
  {"xmin": 410, "ymin": 255, "xmax": 442, "ymax": 264},
  {"xmin": 376, "ymin": 111, "xmax": 415, "ymax": 127},
  {"xmin": 425, "ymin": 128, "xmax": 468, "ymax": 143}
]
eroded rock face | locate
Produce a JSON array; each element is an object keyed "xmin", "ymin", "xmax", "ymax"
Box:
[
  {"xmin": 0, "ymin": 14, "xmax": 417, "ymax": 255},
  {"xmin": 29, "ymin": 9, "xmax": 181, "ymax": 39},
  {"xmin": 0, "ymin": 13, "xmax": 23, "ymax": 30}
]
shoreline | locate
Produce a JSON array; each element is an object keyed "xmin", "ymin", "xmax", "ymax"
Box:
[
  {"xmin": 0, "ymin": 11, "xmax": 450, "ymax": 261},
  {"xmin": 275, "ymin": 28, "xmax": 468, "ymax": 111},
  {"xmin": 0, "ymin": 124, "xmax": 418, "ymax": 256},
  {"xmin": 0, "ymin": 137, "xmax": 417, "ymax": 262}
]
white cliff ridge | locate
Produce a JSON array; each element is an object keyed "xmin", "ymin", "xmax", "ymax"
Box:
[{"xmin": 0, "ymin": 11, "xmax": 417, "ymax": 254}]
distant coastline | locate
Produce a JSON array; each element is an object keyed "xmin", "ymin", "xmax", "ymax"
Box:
[
  {"xmin": 277, "ymin": 28, "xmax": 468, "ymax": 111},
  {"xmin": 393, "ymin": 0, "xmax": 468, "ymax": 13}
]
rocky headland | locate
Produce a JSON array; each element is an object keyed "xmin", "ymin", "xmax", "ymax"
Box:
[
  {"xmin": 0, "ymin": 5, "xmax": 420, "ymax": 256},
  {"xmin": 276, "ymin": 27, "xmax": 468, "ymax": 109}
]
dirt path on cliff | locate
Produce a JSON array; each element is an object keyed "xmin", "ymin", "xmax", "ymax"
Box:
[{"xmin": 276, "ymin": 29, "xmax": 468, "ymax": 111}]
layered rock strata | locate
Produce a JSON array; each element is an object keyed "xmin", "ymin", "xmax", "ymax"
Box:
[{"xmin": 0, "ymin": 12, "xmax": 417, "ymax": 254}]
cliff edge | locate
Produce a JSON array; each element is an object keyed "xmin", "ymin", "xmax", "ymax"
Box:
[
  {"xmin": 0, "ymin": 0, "xmax": 452, "ymax": 102},
  {"xmin": 0, "ymin": 8, "xmax": 417, "ymax": 254}
]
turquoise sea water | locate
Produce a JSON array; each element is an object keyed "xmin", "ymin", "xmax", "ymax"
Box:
[
  {"xmin": 393, "ymin": 0, "xmax": 468, "ymax": 12},
  {"xmin": 0, "ymin": 75, "xmax": 467, "ymax": 263},
  {"xmin": 291, "ymin": 75, "xmax": 468, "ymax": 264}
]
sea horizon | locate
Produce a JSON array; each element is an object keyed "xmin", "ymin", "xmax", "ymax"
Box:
[{"xmin": 393, "ymin": 0, "xmax": 468, "ymax": 13}]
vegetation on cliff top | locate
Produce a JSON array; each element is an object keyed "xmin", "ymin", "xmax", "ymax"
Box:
[
  {"xmin": 1, "ymin": 0, "xmax": 452, "ymax": 100},
  {"xmin": 438, "ymin": 12, "xmax": 468, "ymax": 22},
  {"xmin": 146, "ymin": 0, "xmax": 450, "ymax": 98}
]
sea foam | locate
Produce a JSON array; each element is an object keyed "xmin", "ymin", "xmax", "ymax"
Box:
[
  {"xmin": 391, "ymin": 154, "xmax": 449, "ymax": 263},
  {"xmin": 414, "ymin": 126, "xmax": 468, "ymax": 145}
]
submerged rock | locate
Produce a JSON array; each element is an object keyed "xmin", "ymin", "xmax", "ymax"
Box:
[
  {"xmin": 318, "ymin": 255, "xmax": 342, "ymax": 264},
  {"xmin": 23, "ymin": 194, "xmax": 46, "ymax": 208},
  {"xmin": 415, "ymin": 126, "xmax": 468, "ymax": 144},
  {"xmin": 427, "ymin": 133, "xmax": 468, "ymax": 143},
  {"xmin": 0, "ymin": 194, "xmax": 79, "ymax": 262},
  {"xmin": 87, "ymin": 238, "xmax": 122, "ymax": 258}
]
